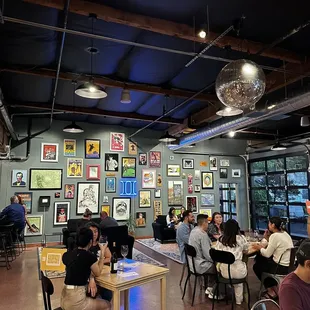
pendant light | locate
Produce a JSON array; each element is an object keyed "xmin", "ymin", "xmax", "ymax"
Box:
[
  {"xmin": 271, "ymin": 130, "xmax": 286, "ymax": 151},
  {"xmin": 159, "ymin": 131, "xmax": 176, "ymax": 143},
  {"xmin": 120, "ymin": 89, "xmax": 131, "ymax": 104},
  {"xmin": 216, "ymin": 106, "xmax": 243, "ymax": 116}
]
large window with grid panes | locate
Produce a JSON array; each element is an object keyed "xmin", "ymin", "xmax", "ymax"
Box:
[
  {"xmin": 250, "ymin": 153, "xmax": 309, "ymax": 238},
  {"xmin": 219, "ymin": 183, "xmax": 238, "ymax": 222}
]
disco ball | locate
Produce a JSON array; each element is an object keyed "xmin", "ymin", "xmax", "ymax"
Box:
[{"xmin": 215, "ymin": 59, "xmax": 266, "ymax": 110}]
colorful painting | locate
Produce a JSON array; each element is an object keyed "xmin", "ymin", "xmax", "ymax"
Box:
[
  {"xmin": 105, "ymin": 177, "xmax": 116, "ymax": 193},
  {"xmin": 153, "ymin": 200, "xmax": 162, "ymax": 220},
  {"xmin": 29, "ymin": 169, "xmax": 62, "ymax": 190},
  {"xmin": 139, "ymin": 190, "xmax": 151, "ymax": 208},
  {"xmin": 182, "ymin": 158, "xmax": 194, "ymax": 169},
  {"xmin": 121, "ymin": 157, "xmax": 136, "ymax": 178},
  {"xmin": 167, "ymin": 164, "xmax": 181, "ymax": 177},
  {"xmin": 142, "ymin": 169, "xmax": 156, "ymax": 188},
  {"xmin": 64, "ymin": 184, "xmax": 75, "ymax": 199},
  {"xmin": 86, "ymin": 164, "xmax": 100, "ymax": 180},
  {"xmin": 64, "ymin": 139, "xmax": 76, "ymax": 157},
  {"xmin": 77, "ymin": 182, "xmax": 100, "ymax": 214},
  {"xmin": 25, "ymin": 215, "xmax": 43, "ymax": 236},
  {"xmin": 201, "ymin": 172, "xmax": 214, "ymax": 189},
  {"xmin": 139, "ymin": 153, "xmax": 147, "ymax": 165},
  {"xmin": 105, "ymin": 153, "xmax": 119, "ymax": 171},
  {"xmin": 136, "ymin": 212, "xmax": 146, "ymax": 227},
  {"xmin": 67, "ymin": 158, "xmax": 83, "ymax": 178},
  {"xmin": 200, "ymin": 208, "xmax": 212, "ymax": 217},
  {"xmin": 85, "ymin": 139, "xmax": 100, "ymax": 159},
  {"xmin": 53, "ymin": 202, "xmax": 70, "ymax": 225},
  {"xmin": 210, "ymin": 156, "xmax": 218, "ymax": 171},
  {"xmin": 101, "ymin": 205, "xmax": 110, "ymax": 216},
  {"xmin": 168, "ymin": 180, "xmax": 183, "ymax": 205},
  {"xmin": 110, "ymin": 132, "xmax": 125, "ymax": 152},
  {"xmin": 128, "ymin": 142, "xmax": 138, "ymax": 155},
  {"xmin": 149, "ymin": 151, "xmax": 161, "ymax": 168},
  {"xmin": 112, "ymin": 197, "xmax": 131, "ymax": 221},
  {"xmin": 14, "ymin": 192, "xmax": 32, "ymax": 213},
  {"xmin": 12, "ymin": 169, "xmax": 27, "ymax": 187},
  {"xmin": 41, "ymin": 143, "xmax": 59, "ymax": 162},
  {"xmin": 186, "ymin": 196, "xmax": 198, "ymax": 213},
  {"xmin": 201, "ymin": 193, "xmax": 215, "ymax": 206}
]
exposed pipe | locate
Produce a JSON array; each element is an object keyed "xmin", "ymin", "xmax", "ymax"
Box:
[{"xmin": 0, "ymin": 88, "xmax": 17, "ymax": 140}]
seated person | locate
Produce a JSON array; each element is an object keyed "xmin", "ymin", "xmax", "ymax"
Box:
[
  {"xmin": 215, "ymin": 219, "xmax": 248, "ymax": 305},
  {"xmin": 166, "ymin": 207, "xmax": 178, "ymax": 228},
  {"xmin": 177, "ymin": 207, "xmax": 186, "ymax": 222},
  {"xmin": 252, "ymin": 217, "xmax": 293, "ymax": 299},
  {"xmin": 207, "ymin": 212, "xmax": 224, "ymax": 242},
  {"xmin": 61, "ymin": 227, "xmax": 111, "ymax": 310},
  {"xmin": 99, "ymin": 211, "xmax": 118, "ymax": 231}
]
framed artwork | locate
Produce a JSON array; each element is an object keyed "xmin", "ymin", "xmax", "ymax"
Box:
[
  {"xmin": 209, "ymin": 156, "xmax": 218, "ymax": 171},
  {"xmin": 142, "ymin": 169, "xmax": 156, "ymax": 188},
  {"xmin": 186, "ymin": 196, "xmax": 198, "ymax": 213},
  {"xmin": 168, "ymin": 180, "xmax": 183, "ymax": 205},
  {"xmin": 149, "ymin": 151, "xmax": 161, "ymax": 168},
  {"xmin": 53, "ymin": 202, "xmax": 70, "ymax": 225},
  {"xmin": 128, "ymin": 142, "xmax": 137, "ymax": 155},
  {"xmin": 201, "ymin": 172, "xmax": 214, "ymax": 189},
  {"xmin": 29, "ymin": 169, "xmax": 62, "ymax": 190},
  {"xmin": 169, "ymin": 156, "xmax": 174, "ymax": 160},
  {"xmin": 153, "ymin": 200, "xmax": 162, "ymax": 220},
  {"xmin": 86, "ymin": 164, "xmax": 100, "ymax": 180},
  {"xmin": 175, "ymin": 207, "xmax": 182, "ymax": 217},
  {"xmin": 12, "ymin": 169, "xmax": 27, "ymax": 187},
  {"xmin": 194, "ymin": 185, "xmax": 201, "ymax": 192},
  {"xmin": 64, "ymin": 184, "xmax": 75, "ymax": 199},
  {"xmin": 14, "ymin": 192, "xmax": 32, "ymax": 214},
  {"xmin": 41, "ymin": 143, "xmax": 59, "ymax": 162},
  {"xmin": 64, "ymin": 139, "xmax": 76, "ymax": 157},
  {"xmin": 76, "ymin": 182, "xmax": 100, "ymax": 214},
  {"xmin": 121, "ymin": 157, "xmax": 136, "ymax": 178},
  {"xmin": 139, "ymin": 190, "xmax": 151, "ymax": 208},
  {"xmin": 67, "ymin": 158, "xmax": 83, "ymax": 178},
  {"xmin": 199, "ymin": 208, "xmax": 212, "ymax": 217},
  {"xmin": 85, "ymin": 139, "xmax": 100, "ymax": 159},
  {"xmin": 110, "ymin": 132, "xmax": 125, "ymax": 152},
  {"xmin": 136, "ymin": 212, "xmax": 146, "ymax": 227},
  {"xmin": 220, "ymin": 168, "xmax": 228, "ymax": 179},
  {"xmin": 167, "ymin": 164, "xmax": 181, "ymax": 177},
  {"xmin": 103, "ymin": 196, "xmax": 109, "ymax": 203},
  {"xmin": 194, "ymin": 170, "xmax": 200, "ymax": 180},
  {"xmin": 55, "ymin": 192, "xmax": 61, "ymax": 198},
  {"xmin": 220, "ymin": 159, "xmax": 230, "ymax": 167},
  {"xmin": 101, "ymin": 205, "xmax": 110, "ymax": 215},
  {"xmin": 139, "ymin": 153, "xmax": 147, "ymax": 165},
  {"xmin": 182, "ymin": 158, "xmax": 194, "ymax": 169},
  {"xmin": 105, "ymin": 153, "xmax": 119, "ymax": 171},
  {"xmin": 105, "ymin": 177, "xmax": 116, "ymax": 193},
  {"xmin": 201, "ymin": 193, "xmax": 215, "ymax": 206},
  {"xmin": 154, "ymin": 189, "xmax": 161, "ymax": 198},
  {"xmin": 112, "ymin": 197, "xmax": 131, "ymax": 221},
  {"xmin": 232, "ymin": 169, "xmax": 241, "ymax": 177},
  {"xmin": 25, "ymin": 215, "xmax": 43, "ymax": 236},
  {"xmin": 157, "ymin": 173, "xmax": 162, "ymax": 187}
]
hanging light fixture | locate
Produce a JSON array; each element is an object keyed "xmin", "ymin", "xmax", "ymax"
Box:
[
  {"xmin": 228, "ymin": 131, "xmax": 236, "ymax": 137},
  {"xmin": 300, "ymin": 116, "xmax": 310, "ymax": 127},
  {"xmin": 120, "ymin": 89, "xmax": 131, "ymax": 104},
  {"xmin": 159, "ymin": 131, "xmax": 176, "ymax": 143},
  {"xmin": 271, "ymin": 141, "xmax": 287, "ymax": 151},
  {"xmin": 216, "ymin": 106, "xmax": 243, "ymax": 116}
]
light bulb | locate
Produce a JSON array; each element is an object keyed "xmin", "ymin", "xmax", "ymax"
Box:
[
  {"xmin": 89, "ymin": 86, "xmax": 96, "ymax": 93},
  {"xmin": 225, "ymin": 107, "xmax": 232, "ymax": 112},
  {"xmin": 228, "ymin": 131, "xmax": 236, "ymax": 138},
  {"xmin": 198, "ymin": 30, "xmax": 207, "ymax": 39}
]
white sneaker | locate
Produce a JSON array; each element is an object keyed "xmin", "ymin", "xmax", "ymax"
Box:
[
  {"xmin": 208, "ymin": 292, "xmax": 225, "ymax": 300},
  {"xmin": 205, "ymin": 287, "xmax": 213, "ymax": 295}
]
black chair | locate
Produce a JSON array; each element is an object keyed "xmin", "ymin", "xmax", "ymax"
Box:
[
  {"xmin": 210, "ymin": 248, "xmax": 250, "ymax": 310},
  {"xmin": 152, "ymin": 215, "xmax": 176, "ymax": 244},
  {"xmin": 0, "ymin": 223, "xmax": 17, "ymax": 261},
  {"xmin": 0, "ymin": 232, "xmax": 11, "ymax": 269},
  {"xmin": 41, "ymin": 271, "xmax": 62, "ymax": 310}
]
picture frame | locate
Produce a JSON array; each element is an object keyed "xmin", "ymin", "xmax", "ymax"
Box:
[
  {"xmin": 201, "ymin": 193, "xmax": 215, "ymax": 206},
  {"xmin": 25, "ymin": 215, "xmax": 43, "ymax": 236},
  {"xmin": 220, "ymin": 159, "xmax": 230, "ymax": 167},
  {"xmin": 209, "ymin": 156, "xmax": 218, "ymax": 171},
  {"xmin": 112, "ymin": 197, "xmax": 131, "ymax": 221},
  {"xmin": 67, "ymin": 158, "xmax": 83, "ymax": 178},
  {"xmin": 186, "ymin": 196, "xmax": 198, "ymax": 213},
  {"xmin": 153, "ymin": 200, "xmax": 162, "ymax": 220},
  {"xmin": 76, "ymin": 182, "xmax": 100, "ymax": 214},
  {"xmin": 86, "ymin": 164, "xmax": 101, "ymax": 180},
  {"xmin": 53, "ymin": 202, "xmax": 70, "ymax": 225},
  {"xmin": 128, "ymin": 142, "xmax": 138, "ymax": 155},
  {"xmin": 105, "ymin": 177, "xmax": 116, "ymax": 193},
  {"xmin": 149, "ymin": 151, "xmax": 161, "ymax": 168},
  {"xmin": 220, "ymin": 168, "xmax": 228, "ymax": 179},
  {"xmin": 14, "ymin": 192, "xmax": 32, "ymax": 214},
  {"xmin": 101, "ymin": 205, "xmax": 110, "ymax": 216},
  {"xmin": 121, "ymin": 157, "xmax": 136, "ymax": 178},
  {"xmin": 110, "ymin": 132, "xmax": 125, "ymax": 152},
  {"xmin": 157, "ymin": 173, "xmax": 162, "ymax": 187},
  {"xmin": 85, "ymin": 139, "xmax": 100, "ymax": 159},
  {"xmin": 64, "ymin": 139, "xmax": 76, "ymax": 157},
  {"xmin": 136, "ymin": 212, "xmax": 146, "ymax": 227},
  {"xmin": 139, "ymin": 190, "xmax": 151, "ymax": 208},
  {"xmin": 105, "ymin": 153, "xmax": 119, "ymax": 172},
  {"xmin": 41, "ymin": 143, "xmax": 59, "ymax": 162},
  {"xmin": 138, "ymin": 153, "xmax": 147, "ymax": 165},
  {"xmin": 199, "ymin": 208, "xmax": 212, "ymax": 217},
  {"xmin": 201, "ymin": 172, "xmax": 214, "ymax": 189},
  {"xmin": 154, "ymin": 189, "xmax": 161, "ymax": 198},
  {"xmin": 232, "ymin": 169, "xmax": 241, "ymax": 177},
  {"xmin": 168, "ymin": 180, "xmax": 183, "ymax": 205},
  {"xmin": 64, "ymin": 184, "xmax": 75, "ymax": 199},
  {"xmin": 142, "ymin": 169, "xmax": 156, "ymax": 188},
  {"xmin": 167, "ymin": 164, "xmax": 181, "ymax": 177},
  {"xmin": 194, "ymin": 185, "xmax": 201, "ymax": 192},
  {"xmin": 29, "ymin": 169, "xmax": 62, "ymax": 190},
  {"xmin": 12, "ymin": 169, "xmax": 27, "ymax": 187},
  {"xmin": 182, "ymin": 158, "xmax": 194, "ymax": 169}
]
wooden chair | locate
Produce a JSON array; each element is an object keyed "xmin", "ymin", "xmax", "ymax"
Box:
[{"xmin": 41, "ymin": 271, "xmax": 62, "ymax": 310}]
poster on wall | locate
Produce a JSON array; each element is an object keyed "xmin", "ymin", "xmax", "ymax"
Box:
[
  {"xmin": 136, "ymin": 212, "xmax": 146, "ymax": 227},
  {"xmin": 86, "ymin": 164, "xmax": 100, "ymax": 180},
  {"xmin": 167, "ymin": 164, "xmax": 181, "ymax": 177},
  {"xmin": 201, "ymin": 172, "xmax": 213, "ymax": 189},
  {"xmin": 11, "ymin": 169, "xmax": 27, "ymax": 187},
  {"xmin": 142, "ymin": 169, "xmax": 156, "ymax": 188},
  {"xmin": 121, "ymin": 157, "xmax": 136, "ymax": 178},
  {"xmin": 201, "ymin": 193, "xmax": 215, "ymax": 206},
  {"xmin": 110, "ymin": 132, "xmax": 125, "ymax": 152},
  {"xmin": 29, "ymin": 169, "xmax": 62, "ymax": 190},
  {"xmin": 41, "ymin": 143, "xmax": 59, "ymax": 162},
  {"xmin": 101, "ymin": 205, "xmax": 110, "ymax": 215},
  {"xmin": 105, "ymin": 177, "xmax": 116, "ymax": 193},
  {"xmin": 25, "ymin": 215, "xmax": 43, "ymax": 236},
  {"xmin": 53, "ymin": 202, "xmax": 70, "ymax": 225},
  {"xmin": 64, "ymin": 139, "xmax": 76, "ymax": 157},
  {"xmin": 153, "ymin": 200, "xmax": 162, "ymax": 220},
  {"xmin": 112, "ymin": 197, "xmax": 131, "ymax": 221},
  {"xmin": 128, "ymin": 142, "xmax": 138, "ymax": 155},
  {"xmin": 220, "ymin": 159, "xmax": 230, "ymax": 167},
  {"xmin": 157, "ymin": 173, "xmax": 162, "ymax": 187},
  {"xmin": 67, "ymin": 158, "xmax": 83, "ymax": 178},
  {"xmin": 139, "ymin": 153, "xmax": 147, "ymax": 165},
  {"xmin": 105, "ymin": 153, "xmax": 119, "ymax": 171},
  {"xmin": 186, "ymin": 196, "xmax": 198, "ymax": 213},
  {"xmin": 220, "ymin": 168, "xmax": 228, "ymax": 179},
  {"xmin": 76, "ymin": 182, "xmax": 100, "ymax": 214},
  {"xmin": 64, "ymin": 184, "xmax": 75, "ymax": 199},
  {"xmin": 168, "ymin": 180, "xmax": 183, "ymax": 205},
  {"xmin": 209, "ymin": 156, "xmax": 218, "ymax": 171},
  {"xmin": 200, "ymin": 208, "xmax": 212, "ymax": 217},
  {"xmin": 14, "ymin": 192, "xmax": 32, "ymax": 213},
  {"xmin": 149, "ymin": 151, "xmax": 161, "ymax": 168},
  {"xmin": 139, "ymin": 190, "xmax": 151, "ymax": 208},
  {"xmin": 182, "ymin": 158, "xmax": 194, "ymax": 169},
  {"xmin": 85, "ymin": 139, "xmax": 100, "ymax": 159}
]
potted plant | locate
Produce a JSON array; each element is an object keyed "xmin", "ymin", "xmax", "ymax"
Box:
[{"xmin": 125, "ymin": 214, "xmax": 137, "ymax": 237}]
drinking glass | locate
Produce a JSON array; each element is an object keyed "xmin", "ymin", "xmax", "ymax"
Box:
[{"xmin": 121, "ymin": 245, "xmax": 128, "ymax": 261}]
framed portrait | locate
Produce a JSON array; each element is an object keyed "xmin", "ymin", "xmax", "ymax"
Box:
[
  {"xmin": 85, "ymin": 139, "xmax": 100, "ymax": 159},
  {"xmin": 149, "ymin": 151, "xmax": 161, "ymax": 168},
  {"xmin": 220, "ymin": 168, "xmax": 228, "ymax": 179},
  {"xmin": 64, "ymin": 184, "xmax": 75, "ymax": 199},
  {"xmin": 53, "ymin": 202, "xmax": 70, "ymax": 225},
  {"xmin": 220, "ymin": 159, "xmax": 230, "ymax": 167},
  {"xmin": 110, "ymin": 132, "xmax": 125, "ymax": 152},
  {"xmin": 153, "ymin": 200, "xmax": 162, "ymax": 220},
  {"xmin": 128, "ymin": 142, "xmax": 137, "ymax": 155},
  {"xmin": 105, "ymin": 153, "xmax": 119, "ymax": 171},
  {"xmin": 101, "ymin": 205, "xmax": 110, "ymax": 215},
  {"xmin": 154, "ymin": 189, "xmax": 161, "ymax": 198},
  {"xmin": 41, "ymin": 143, "xmax": 59, "ymax": 162},
  {"xmin": 186, "ymin": 196, "xmax": 198, "ymax": 213},
  {"xmin": 136, "ymin": 212, "xmax": 146, "ymax": 227},
  {"xmin": 167, "ymin": 164, "xmax": 181, "ymax": 177},
  {"xmin": 168, "ymin": 180, "xmax": 183, "ymax": 205},
  {"xmin": 64, "ymin": 139, "xmax": 76, "ymax": 157},
  {"xmin": 86, "ymin": 164, "xmax": 101, "ymax": 180},
  {"xmin": 142, "ymin": 169, "xmax": 156, "ymax": 188},
  {"xmin": 67, "ymin": 158, "xmax": 83, "ymax": 178},
  {"xmin": 209, "ymin": 156, "xmax": 218, "ymax": 171},
  {"xmin": 201, "ymin": 193, "xmax": 215, "ymax": 206},
  {"xmin": 139, "ymin": 190, "xmax": 151, "ymax": 208},
  {"xmin": 76, "ymin": 182, "xmax": 100, "ymax": 214},
  {"xmin": 14, "ymin": 192, "xmax": 32, "ymax": 214},
  {"xmin": 194, "ymin": 185, "xmax": 201, "ymax": 192},
  {"xmin": 201, "ymin": 172, "xmax": 214, "ymax": 189},
  {"xmin": 139, "ymin": 153, "xmax": 147, "ymax": 165},
  {"xmin": 105, "ymin": 177, "xmax": 116, "ymax": 193},
  {"xmin": 12, "ymin": 169, "xmax": 27, "ymax": 187},
  {"xmin": 121, "ymin": 157, "xmax": 136, "ymax": 178},
  {"xmin": 232, "ymin": 169, "xmax": 241, "ymax": 177},
  {"xmin": 182, "ymin": 158, "xmax": 194, "ymax": 169},
  {"xmin": 29, "ymin": 169, "xmax": 62, "ymax": 190},
  {"xmin": 25, "ymin": 215, "xmax": 43, "ymax": 236},
  {"xmin": 112, "ymin": 197, "xmax": 131, "ymax": 221}
]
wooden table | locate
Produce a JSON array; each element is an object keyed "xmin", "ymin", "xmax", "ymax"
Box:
[{"xmin": 96, "ymin": 260, "xmax": 169, "ymax": 310}]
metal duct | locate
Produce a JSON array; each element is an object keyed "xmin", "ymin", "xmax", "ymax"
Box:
[{"xmin": 171, "ymin": 91, "xmax": 310, "ymax": 150}]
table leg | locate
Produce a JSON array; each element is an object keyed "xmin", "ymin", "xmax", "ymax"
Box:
[
  {"xmin": 160, "ymin": 276, "xmax": 167, "ymax": 310},
  {"xmin": 124, "ymin": 289, "xmax": 129, "ymax": 310},
  {"xmin": 113, "ymin": 290, "xmax": 121, "ymax": 310}
]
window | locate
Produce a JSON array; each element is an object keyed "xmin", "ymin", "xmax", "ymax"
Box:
[{"xmin": 219, "ymin": 183, "xmax": 237, "ymax": 220}]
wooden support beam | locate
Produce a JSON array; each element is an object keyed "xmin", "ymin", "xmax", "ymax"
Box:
[
  {"xmin": 189, "ymin": 105, "xmax": 222, "ymax": 126},
  {"xmin": 23, "ymin": 0, "xmax": 302, "ymax": 64},
  {"xmin": 7, "ymin": 101, "xmax": 183, "ymax": 125},
  {"xmin": 2, "ymin": 67, "xmax": 218, "ymax": 102}
]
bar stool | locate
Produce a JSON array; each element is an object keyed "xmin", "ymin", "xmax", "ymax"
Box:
[
  {"xmin": 0, "ymin": 232, "xmax": 11, "ymax": 269},
  {"xmin": 0, "ymin": 223, "xmax": 16, "ymax": 261}
]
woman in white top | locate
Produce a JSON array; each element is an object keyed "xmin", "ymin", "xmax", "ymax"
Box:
[
  {"xmin": 215, "ymin": 219, "xmax": 248, "ymax": 305},
  {"xmin": 166, "ymin": 207, "xmax": 178, "ymax": 227}
]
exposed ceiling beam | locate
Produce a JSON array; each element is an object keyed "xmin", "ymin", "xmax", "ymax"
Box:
[
  {"xmin": 189, "ymin": 105, "xmax": 222, "ymax": 126},
  {"xmin": 24, "ymin": 0, "xmax": 302, "ymax": 64},
  {"xmin": 1, "ymin": 67, "xmax": 218, "ymax": 102},
  {"xmin": 6, "ymin": 101, "xmax": 183, "ymax": 125}
]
